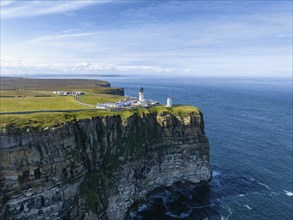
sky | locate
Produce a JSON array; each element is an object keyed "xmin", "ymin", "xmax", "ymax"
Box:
[{"xmin": 1, "ymin": 0, "xmax": 292, "ymax": 77}]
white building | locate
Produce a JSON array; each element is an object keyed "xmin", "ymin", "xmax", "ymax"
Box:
[
  {"xmin": 53, "ymin": 91, "xmax": 84, "ymax": 96},
  {"xmin": 139, "ymin": 87, "xmax": 144, "ymax": 101},
  {"xmin": 95, "ymin": 87, "xmax": 159, "ymax": 110},
  {"xmin": 167, "ymin": 97, "xmax": 172, "ymax": 107},
  {"xmin": 96, "ymin": 103, "xmax": 118, "ymax": 109}
]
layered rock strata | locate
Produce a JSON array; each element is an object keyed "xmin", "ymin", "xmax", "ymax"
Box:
[{"xmin": 0, "ymin": 109, "xmax": 211, "ymax": 219}]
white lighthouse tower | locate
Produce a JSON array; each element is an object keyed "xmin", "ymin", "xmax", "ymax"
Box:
[
  {"xmin": 167, "ymin": 97, "xmax": 172, "ymax": 107},
  {"xmin": 139, "ymin": 87, "xmax": 144, "ymax": 101}
]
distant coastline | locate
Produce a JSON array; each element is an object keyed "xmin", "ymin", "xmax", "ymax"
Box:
[{"xmin": 0, "ymin": 73, "xmax": 123, "ymax": 78}]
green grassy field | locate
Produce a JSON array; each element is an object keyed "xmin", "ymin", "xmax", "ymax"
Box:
[
  {"xmin": 0, "ymin": 92, "xmax": 124, "ymax": 112},
  {"xmin": 0, "ymin": 77, "xmax": 125, "ymax": 112},
  {"xmin": 0, "ymin": 110, "xmax": 117, "ymax": 130},
  {"xmin": 0, "ymin": 77, "xmax": 124, "ymax": 97},
  {"xmin": 79, "ymin": 94, "xmax": 125, "ymax": 105},
  {"xmin": 0, "ymin": 96, "xmax": 91, "ymax": 112},
  {"xmin": 0, "ymin": 77, "xmax": 110, "ymax": 90},
  {"xmin": 149, "ymin": 105, "xmax": 200, "ymax": 115},
  {"xmin": 0, "ymin": 89, "xmax": 53, "ymax": 97}
]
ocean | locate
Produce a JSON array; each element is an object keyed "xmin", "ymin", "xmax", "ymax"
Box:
[{"xmin": 100, "ymin": 76, "xmax": 292, "ymax": 220}]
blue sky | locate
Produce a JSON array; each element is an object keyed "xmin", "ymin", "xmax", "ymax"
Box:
[{"xmin": 1, "ymin": 0, "xmax": 292, "ymax": 77}]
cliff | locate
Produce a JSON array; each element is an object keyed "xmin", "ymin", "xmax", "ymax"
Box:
[
  {"xmin": 95, "ymin": 87, "xmax": 124, "ymax": 96},
  {"xmin": 0, "ymin": 107, "xmax": 212, "ymax": 219}
]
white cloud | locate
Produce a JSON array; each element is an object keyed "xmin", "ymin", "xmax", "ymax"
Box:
[
  {"xmin": 30, "ymin": 32, "xmax": 97, "ymax": 42},
  {"xmin": 1, "ymin": 0, "xmax": 111, "ymax": 19},
  {"xmin": 1, "ymin": 56, "xmax": 291, "ymax": 77},
  {"xmin": 0, "ymin": 0, "xmax": 15, "ymax": 7},
  {"xmin": 0, "ymin": 58, "xmax": 177, "ymax": 76},
  {"xmin": 277, "ymin": 34, "xmax": 293, "ymax": 38}
]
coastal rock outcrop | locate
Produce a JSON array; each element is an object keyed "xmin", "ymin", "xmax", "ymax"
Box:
[{"xmin": 0, "ymin": 109, "xmax": 211, "ymax": 219}]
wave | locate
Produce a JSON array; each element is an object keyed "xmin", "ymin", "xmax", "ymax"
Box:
[
  {"xmin": 220, "ymin": 205, "xmax": 232, "ymax": 220},
  {"xmin": 244, "ymin": 204, "xmax": 252, "ymax": 210},
  {"xmin": 250, "ymin": 177, "xmax": 270, "ymax": 190},
  {"xmin": 257, "ymin": 182, "xmax": 270, "ymax": 190},
  {"xmin": 212, "ymin": 170, "xmax": 221, "ymax": 177},
  {"xmin": 137, "ymin": 204, "xmax": 148, "ymax": 212},
  {"xmin": 165, "ymin": 211, "xmax": 190, "ymax": 219},
  {"xmin": 284, "ymin": 190, "xmax": 293, "ymax": 196},
  {"xmin": 269, "ymin": 191, "xmax": 280, "ymax": 196}
]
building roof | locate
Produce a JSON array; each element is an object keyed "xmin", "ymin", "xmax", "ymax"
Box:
[{"xmin": 139, "ymin": 87, "xmax": 144, "ymax": 92}]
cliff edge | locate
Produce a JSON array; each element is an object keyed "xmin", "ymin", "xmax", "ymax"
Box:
[{"xmin": 0, "ymin": 106, "xmax": 212, "ymax": 219}]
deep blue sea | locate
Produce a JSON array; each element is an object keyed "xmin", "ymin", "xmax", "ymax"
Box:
[{"xmin": 100, "ymin": 76, "xmax": 292, "ymax": 220}]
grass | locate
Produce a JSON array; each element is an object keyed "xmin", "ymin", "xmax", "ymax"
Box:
[
  {"xmin": 0, "ymin": 96, "xmax": 91, "ymax": 112},
  {"xmin": 0, "ymin": 89, "xmax": 53, "ymax": 97},
  {"xmin": 0, "ymin": 106, "xmax": 200, "ymax": 131},
  {"xmin": 0, "ymin": 77, "xmax": 110, "ymax": 90},
  {"xmin": 0, "ymin": 92, "xmax": 125, "ymax": 112},
  {"xmin": 0, "ymin": 78, "xmax": 124, "ymax": 98},
  {"xmin": 148, "ymin": 105, "xmax": 200, "ymax": 115},
  {"xmin": 0, "ymin": 77, "xmax": 125, "ymax": 112},
  {"xmin": 0, "ymin": 110, "xmax": 118, "ymax": 131},
  {"xmin": 78, "ymin": 94, "xmax": 125, "ymax": 106},
  {"xmin": 0, "ymin": 92, "xmax": 125, "ymax": 113}
]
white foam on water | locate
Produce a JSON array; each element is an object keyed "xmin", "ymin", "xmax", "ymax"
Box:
[
  {"xmin": 165, "ymin": 211, "xmax": 176, "ymax": 218},
  {"xmin": 212, "ymin": 170, "xmax": 221, "ymax": 177},
  {"xmin": 179, "ymin": 212, "xmax": 190, "ymax": 218},
  {"xmin": 220, "ymin": 205, "xmax": 232, "ymax": 220},
  {"xmin": 250, "ymin": 177, "xmax": 271, "ymax": 190},
  {"xmin": 284, "ymin": 190, "xmax": 293, "ymax": 196},
  {"xmin": 165, "ymin": 211, "xmax": 191, "ymax": 219},
  {"xmin": 137, "ymin": 204, "xmax": 148, "ymax": 212},
  {"xmin": 129, "ymin": 212, "xmax": 135, "ymax": 218},
  {"xmin": 269, "ymin": 191, "xmax": 280, "ymax": 196},
  {"xmin": 257, "ymin": 181, "xmax": 270, "ymax": 190},
  {"xmin": 238, "ymin": 194, "xmax": 245, "ymax": 197},
  {"xmin": 244, "ymin": 204, "xmax": 252, "ymax": 210}
]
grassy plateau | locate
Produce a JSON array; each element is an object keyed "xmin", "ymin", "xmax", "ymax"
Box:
[
  {"xmin": 0, "ymin": 77, "xmax": 124, "ymax": 112},
  {"xmin": 0, "ymin": 77, "xmax": 200, "ymax": 131},
  {"xmin": 0, "ymin": 106, "xmax": 200, "ymax": 131}
]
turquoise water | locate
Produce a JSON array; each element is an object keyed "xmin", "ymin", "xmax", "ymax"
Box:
[{"xmin": 102, "ymin": 77, "xmax": 292, "ymax": 220}]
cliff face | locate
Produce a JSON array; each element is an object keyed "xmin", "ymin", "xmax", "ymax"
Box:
[
  {"xmin": 0, "ymin": 110, "xmax": 211, "ymax": 220},
  {"xmin": 103, "ymin": 87, "xmax": 124, "ymax": 96}
]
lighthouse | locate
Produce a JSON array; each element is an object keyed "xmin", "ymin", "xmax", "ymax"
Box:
[
  {"xmin": 139, "ymin": 87, "xmax": 144, "ymax": 101},
  {"xmin": 167, "ymin": 97, "xmax": 172, "ymax": 107}
]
